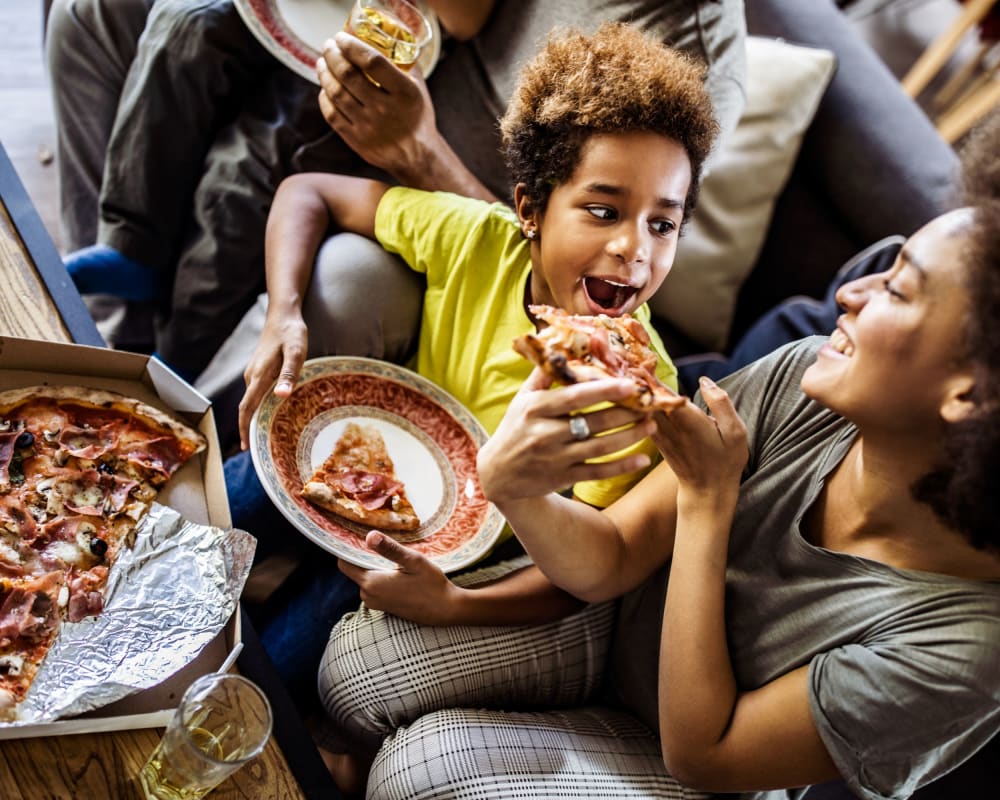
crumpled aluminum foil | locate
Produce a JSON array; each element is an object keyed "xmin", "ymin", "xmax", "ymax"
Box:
[{"xmin": 2, "ymin": 503, "xmax": 256, "ymax": 725}]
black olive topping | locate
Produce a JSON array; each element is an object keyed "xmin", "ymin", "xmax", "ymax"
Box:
[
  {"xmin": 90, "ymin": 537, "xmax": 109, "ymax": 558},
  {"xmin": 97, "ymin": 461, "xmax": 115, "ymax": 475},
  {"xmin": 14, "ymin": 431, "xmax": 34, "ymax": 449}
]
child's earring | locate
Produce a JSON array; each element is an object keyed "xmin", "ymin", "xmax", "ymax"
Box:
[{"xmin": 525, "ymin": 228, "xmax": 537, "ymax": 240}]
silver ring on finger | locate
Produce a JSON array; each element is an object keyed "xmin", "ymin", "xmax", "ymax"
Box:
[{"xmin": 569, "ymin": 415, "xmax": 591, "ymax": 441}]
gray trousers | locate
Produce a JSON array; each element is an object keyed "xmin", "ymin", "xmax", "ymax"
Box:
[{"xmin": 318, "ymin": 558, "xmax": 710, "ymax": 799}]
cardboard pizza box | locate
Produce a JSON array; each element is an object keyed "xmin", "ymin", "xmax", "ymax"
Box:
[{"xmin": 0, "ymin": 335, "xmax": 241, "ymax": 738}]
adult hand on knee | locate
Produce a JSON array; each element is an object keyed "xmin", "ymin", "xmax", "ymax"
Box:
[
  {"xmin": 238, "ymin": 311, "xmax": 308, "ymax": 449},
  {"xmin": 337, "ymin": 531, "xmax": 463, "ymax": 625}
]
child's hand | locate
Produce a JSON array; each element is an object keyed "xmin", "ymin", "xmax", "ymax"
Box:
[
  {"xmin": 238, "ymin": 313, "xmax": 309, "ymax": 449},
  {"xmin": 337, "ymin": 531, "xmax": 463, "ymax": 625},
  {"xmin": 477, "ymin": 368, "xmax": 656, "ymax": 506},
  {"xmin": 650, "ymin": 377, "xmax": 747, "ymax": 494}
]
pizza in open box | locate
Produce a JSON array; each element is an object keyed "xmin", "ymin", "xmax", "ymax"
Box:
[{"xmin": 0, "ymin": 385, "xmax": 206, "ymax": 719}]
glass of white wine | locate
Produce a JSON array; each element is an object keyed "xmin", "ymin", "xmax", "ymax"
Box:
[
  {"xmin": 344, "ymin": 0, "xmax": 433, "ymax": 71},
  {"xmin": 139, "ymin": 673, "xmax": 272, "ymax": 800}
]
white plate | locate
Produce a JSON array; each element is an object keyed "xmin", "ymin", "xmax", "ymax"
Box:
[
  {"xmin": 249, "ymin": 357, "xmax": 505, "ymax": 572},
  {"xmin": 234, "ymin": 0, "xmax": 441, "ymax": 84}
]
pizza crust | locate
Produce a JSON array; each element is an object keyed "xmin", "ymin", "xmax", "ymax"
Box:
[
  {"xmin": 301, "ymin": 480, "xmax": 420, "ymax": 531},
  {"xmin": 0, "ymin": 385, "xmax": 206, "ymax": 457}
]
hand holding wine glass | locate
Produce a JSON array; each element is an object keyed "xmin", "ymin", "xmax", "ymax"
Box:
[{"xmin": 317, "ymin": 11, "xmax": 443, "ymax": 187}]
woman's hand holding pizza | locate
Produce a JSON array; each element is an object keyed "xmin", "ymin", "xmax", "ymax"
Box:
[
  {"xmin": 338, "ymin": 531, "xmax": 463, "ymax": 625},
  {"xmin": 477, "ymin": 368, "xmax": 656, "ymax": 506},
  {"xmin": 238, "ymin": 310, "xmax": 309, "ymax": 449},
  {"xmin": 649, "ymin": 377, "xmax": 748, "ymax": 495}
]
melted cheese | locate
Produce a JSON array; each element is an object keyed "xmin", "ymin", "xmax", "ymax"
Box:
[
  {"xmin": 44, "ymin": 540, "xmax": 86, "ymax": 567},
  {"xmin": 70, "ymin": 483, "xmax": 104, "ymax": 509},
  {"xmin": 75, "ymin": 525, "xmax": 97, "ymax": 555},
  {"xmin": 45, "ymin": 491, "xmax": 65, "ymax": 516},
  {"xmin": 0, "ymin": 541, "xmax": 20, "ymax": 565}
]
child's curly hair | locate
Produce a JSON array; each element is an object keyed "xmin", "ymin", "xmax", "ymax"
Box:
[
  {"xmin": 500, "ymin": 22, "xmax": 719, "ymax": 223},
  {"xmin": 913, "ymin": 109, "xmax": 1000, "ymax": 552}
]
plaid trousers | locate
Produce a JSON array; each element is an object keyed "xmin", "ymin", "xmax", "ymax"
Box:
[{"xmin": 318, "ymin": 557, "xmax": 710, "ymax": 799}]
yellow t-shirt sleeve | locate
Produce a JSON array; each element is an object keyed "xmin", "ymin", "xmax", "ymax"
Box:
[{"xmin": 573, "ymin": 437, "xmax": 661, "ymax": 508}]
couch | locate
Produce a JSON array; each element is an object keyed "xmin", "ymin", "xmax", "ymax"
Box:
[
  {"xmin": 652, "ymin": 0, "xmax": 960, "ymax": 360},
  {"xmin": 739, "ymin": 0, "xmax": 961, "ymax": 328}
]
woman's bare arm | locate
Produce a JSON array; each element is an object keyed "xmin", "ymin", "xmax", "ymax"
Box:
[
  {"xmin": 655, "ymin": 382, "xmax": 839, "ymax": 791},
  {"xmin": 478, "ymin": 370, "xmax": 685, "ymax": 601}
]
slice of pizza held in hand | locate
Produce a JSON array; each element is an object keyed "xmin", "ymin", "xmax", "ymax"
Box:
[
  {"xmin": 0, "ymin": 385, "xmax": 207, "ymax": 719},
  {"xmin": 514, "ymin": 305, "xmax": 685, "ymax": 413},
  {"xmin": 301, "ymin": 422, "xmax": 420, "ymax": 532}
]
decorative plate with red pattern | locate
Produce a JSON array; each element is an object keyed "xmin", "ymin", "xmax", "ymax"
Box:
[
  {"xmin": 233, "ymin": 0, "xmax": 441, "ymax": 85},
  {"xmin": 249, "ymin": 357, "xmax": 504, "ymax": 572}
]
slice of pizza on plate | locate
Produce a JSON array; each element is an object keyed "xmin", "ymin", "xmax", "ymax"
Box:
[
  {"xmin": 514, "ymin": 304, "xmax": 685, "ymax": 413},
  {"xmin": 301, "ymin": 422, "xmax": 420, "ymax": 532}
]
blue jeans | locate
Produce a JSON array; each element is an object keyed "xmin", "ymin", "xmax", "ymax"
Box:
[
  {"xmin": 677, "ymin": 236, "xmax": 903, "ymax": 392},
  {"xmin": 226, "ymin": 450, "xmax": 360, "ymax": 711}
]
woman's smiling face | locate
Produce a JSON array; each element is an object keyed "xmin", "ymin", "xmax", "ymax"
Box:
[
  {"xmin": 802, "ymin": 208, "xmax": 976, "ymax": 433},
  {"xmin": 517, "ymin": 130, "xmax": 692, "ymax": 318}
]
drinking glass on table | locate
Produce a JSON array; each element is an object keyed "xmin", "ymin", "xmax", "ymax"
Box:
[
  {"xmin": 344, "ymin": 0, "xmax": 433, "ymax": 71},
  {"xmin": 139, "ymin": 673, "xmax": 273, "ymax": 800}
]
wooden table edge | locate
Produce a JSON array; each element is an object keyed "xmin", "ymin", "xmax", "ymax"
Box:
[{"xmin": 0, "ymin": 140, "xmax": 103, "ymax": 347}]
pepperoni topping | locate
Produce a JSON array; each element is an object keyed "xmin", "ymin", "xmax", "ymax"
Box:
[
  {"xmin": 0, "ymin": 573, "xmax": 62, "ymax": 646},
  {"xmin": 40, "ymin": 516, "xmax": 93, "ymax": 544},
  {"xmin": 0, "ymin": 590, "xmax": 39, "ymax": 646},
  {"xmin": 67, "ymin": 568, "xmax": 108, "ymax": 622},
  {"xmin": 124, "ymin": 435, "xmax": 184, "ymax": 482},
  {"xmin": 0, "ymin": 430, "xmax": 18, "ymax": 484},
  {"xmin": 588, "ymin": 328, "xmax": 630, "ymax": 376},
  {"xmin": 331, "ymin": 471, "xmax": 404, "ymax": 510},
  {"xmin": 0, "ymin": 495, "xmax": 37, "ymax": 541},
  {"xmin": 0, "ymin": 562, "xmax": 26, "ymax": 580},
  {"xmin": 58, "ymin": 424, "xmax": 119, "ymax": 460},
  {"xmin": 107, "ymin": 476, "xmax": 138, "ymax": 512},
  {"xmin": 619, "ymin": 315, "xmax": 651, "ymax": 347}
]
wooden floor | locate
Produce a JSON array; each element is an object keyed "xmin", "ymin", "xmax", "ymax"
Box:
[{"xmin": 0, "ymin": 0, "xmax": 61, "ymax": 252}]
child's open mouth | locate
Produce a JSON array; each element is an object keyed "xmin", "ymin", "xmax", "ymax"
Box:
[{"xmin": 584, "ymin": 276, "xmax": 638, "ymax": 314}]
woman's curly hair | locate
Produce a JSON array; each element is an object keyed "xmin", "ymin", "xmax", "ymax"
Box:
[
  {"xmin": 913, "ymin": 110, "xmax": 1000, "ymax": 551},
  {"xmin": 499, "ymin": 22, "xmax": 719, "ymax": 223}
]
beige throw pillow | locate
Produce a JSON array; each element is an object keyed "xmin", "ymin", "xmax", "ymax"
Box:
[{"xmin": 649, "ymin": 36, "xmax": 837, "ymax": 351}]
